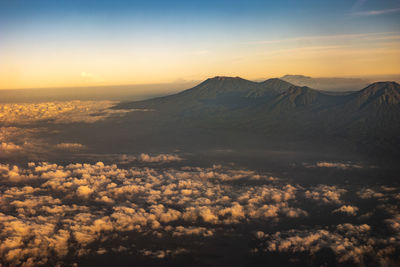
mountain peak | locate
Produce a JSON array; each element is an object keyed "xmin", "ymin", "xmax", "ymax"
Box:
[
  {"xmin": 208, "ymin": 76, "xmax": 244, "ymax": 81},
  {"xmin": 284, "ymin": 86, "xmax": 317, "ymax": 96},
  {"xmin": 262, "ymin": 78, "xmax": 293, "ymax": 87},
  {"xmin": 360, "ymin": 81, "xmax": 400, "ymax": 97},
  {"xmin": 197, "ymin": 76, "xmax": 251, "ymax": 86},
  {"xmin": 362, "ymin": 81, "xmax": 399, "ymax": 92},
  {"xmin": 351, "ymin": 81, "xmax": 400, "ymax": 108},
  {"xmin": 281, "ymin": 74, "xmax": 312, "ymax": 79}
]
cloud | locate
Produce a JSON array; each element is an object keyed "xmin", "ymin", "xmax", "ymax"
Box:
[
  {"xmin": 80, "ymin": 72, "xmax": 94, "ymax": 78},
  {"xmin": 138, "ymin": 153, "xmax": 183, "ymax": 163},
  {"xmin": 311, "ymin": 161, "xmax": 363, "ymax": 169},
  {"xmin": 0, "ymin": 161, "xmax": 398, "ymax": 266},
  {"xmin": 247, "ymin": 31, "xmax": 400, "ymax": 45},
  {"xmin": 0, "ymin": 142, "xmax": 22, "ymax": 152},
  {"xmin": 253, "ymin": 223, "xmax": 399, "ymax": 265},
  {"xmin": 0, "ymin": 101, "xmax": 149, "ymax": 160},
  {"xmin": 352, "ymin": 8, "xmax": 400, "ymax": 16},
  {"xmin": 0, "ymin": 101, "xmax": 132, "ymax": 125},
  {"xmin": 119, "ymin": 153, "xmax": 184, "ymax": 164},
  {"xmin": 0, "ymin": 162, "xmax": 310, "ymax": 266},
  {"xmin": 0, "ymin": 127, "xmax": 45, "ymax": 159},
  {"xmin": 386, "ymin": 214, "xmax": 400, "ymax": 232},
  {"xmin": 139, "ymin": 248, "xmax": 189, "ymax": 259},
  {"xmin": 305, "ymin": 185, "xmax": 347, "ymax": 204},
  {"xmin": 357, "ymin": 188, "xmax": 385, "ymax": 199},
  {"xmin": 55, "ymin": 143, "xmax": 85, "ymax": 150},
  {"xmin": 332, "ymin": 205, "xmax": 359, "ymax": 216},
  {"xmin": 172, "ymin": 226, "xmax": 214, "ymax": 237},
  {"xmin": 76, "ymin": 185, "xmax": 94, "ymax": 198},
  {"xmin": 80, "ymin": 72, "xmax": 105, "ymax": 83}
]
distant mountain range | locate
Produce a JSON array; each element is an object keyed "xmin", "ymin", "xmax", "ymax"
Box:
[
  {"xmin": 116, "ymin": 77, "xmax": 400, "ymax": 158},
  {"xmin": 280, "ymin": 74, "xmax": 370, "ymax": 91}
]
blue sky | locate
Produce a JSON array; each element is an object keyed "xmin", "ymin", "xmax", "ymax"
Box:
[{"xmin": 0, "ymin": 0, "xmax": 399, "ymax": 89}]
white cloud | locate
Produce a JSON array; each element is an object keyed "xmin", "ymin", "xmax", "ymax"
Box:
[
  {"xmin": 352, "ymin": 8, "xmax": 400, "ymax": 16},
  {"xmin": 0, "ymin": 161, "xmax": 398, "ymax": 266},
  {"xmin": 0, "ymin": 101, "xmax": 132, "ymax": 124},
  {"xmin": 80, "ymin": 72, "xmax": 105, "ymax": 83},
  {"xmin": 357, "ymin": 188, "xmax": 385, "ymax": 199},
  {"xmin": 332, "ymin": 205, "xmax": 359, "ymax": 216},
  {"xmin": 0, "ymin": 142, "xmax": 22, "ymax": 152},
  {"xmin": 139, "ymin": 153, "xmax": 183, "ymax": 163},
  {"xmin": 305, "ymin": 185, "xmax": 347, "ymax": 204},
  {"xmin": 309, "ymin": 161, "xmax": 363, "ymax": 169},
  {"xmin": 254, "ymin": 223, "xmax": 398, "ymax": 265},
  {"xmin": 76, "ymin": 185, "xmax": 94, "ymax": 198},
  {"xmin": 55, "ymin": 143, "xmax": 85, "ymax": 150},
  {"xmin": 247, "ymin": 31, "xmax": 400, "ymax": 45}
]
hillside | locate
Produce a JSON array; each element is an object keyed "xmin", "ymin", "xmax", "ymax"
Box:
[{"xmin": 115, "ymin": 77, "xmax": 400, "ymax": 158}]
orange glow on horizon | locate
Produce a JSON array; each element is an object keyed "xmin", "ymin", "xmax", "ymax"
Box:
[{"xmin": 1, "ymin": 32, "xmax": 399, "ymax": 90}]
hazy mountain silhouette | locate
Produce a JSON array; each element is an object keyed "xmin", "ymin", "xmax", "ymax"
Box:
[
  {"xmin": 280, "ymin": 74, "xmax": 370, "ymax": 91},
  {"xmin": 346, "ymin": 81, "xmax": 400, "ymax": 110},
  {"xmin": 116, "ymin": 77, "xmax": 400, "ymax": 158},
  {"xmin": 118, "ymin": 76, "xmax": 293, "ymax": 111}
]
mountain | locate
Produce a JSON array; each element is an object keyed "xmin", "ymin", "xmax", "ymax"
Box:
[
  {"xmin": 115, "ymin": 77, "xmax": 400, "ymax": 158},
  {"xmin": 117, "ymin": 76, "xmax": 294, "ymax": 112},
  {"xmin": 346, "ymin": 81, "xmax": 400, "ymax": 110},
  {"xmin": 281, "ymin": 74, "xmax": 370, "ymax": 92},
  {"xmin": 248, "ymin": 78, "xmax": 294, "ymax": 97},
  {"xmin": 263, "ymin": 86, "xmax": 336, "ymax": 111}
]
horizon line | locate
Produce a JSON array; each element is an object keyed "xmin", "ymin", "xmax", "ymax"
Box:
[{"xmin": 1, "ymin": 73, "xmax": 400, "ymax": 91}]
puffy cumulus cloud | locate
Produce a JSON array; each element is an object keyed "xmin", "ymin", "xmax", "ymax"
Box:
[
  {"xmin": 76, "ymin": 185, "xmax": 94, "ymax": 198},
  {"xmin": 0, "ymin": 101, "xmax": 137, "ymax": 125},
  {"xmin": 386, "ymin": 214, "xmax": 400, "ymax": 233},
  {"xmin": 138, "ymin": 153, "xmax": 183, "ymax": 163},
  {"xmin": 139, "ymin": 248, "xmax": 189, "ymax": 259},
  {"xmin": 0, "ymin": 127, "xmax": 47, "ymax": 158},
  {"xmin": 0, "ymin": 213, "xmax": 71, "ymax": 266},
  {"xmin": 304, "ymin": 185, "xmax": 347, "ymax": 204},
  {"xmin": 171, "ymin": 226, "xmax": 214, "ymax": 237},
  {"xmin": 0, "ymin": 127, "xmax": 40, "ymax": 155},
  {"xmin": 119, "ymin": 153, "xmax": 183, "ymax": 164},
  {"xmin": 0, "ymin": 142, "xmax": 22, "ymax": 152},
  {"xmin": 333, "ymin": 205, "xmax": 359, "ymax": 216},
  {"xmin": 306, "ymin": 161, "xmax": 363, "ymax": 169},
  {"xmin": 0, "ymin": 164, "xmax": 35, "ymax": 182},
  {"xmin": 0, "ymin": 162, "xmax": 310, "ymax": 266},
  {"xmin": 253, "ymin": 223, "xmax": 399, "ymax": 266},
  {"xmin": 0, "ymin": 126, "xmax": 90, "ymax": 162},
  {"xmin": 0, "ymin": 127, "xmax": 21, "ymax": 141},
  {"xmin": 357, "ymin": 188, "xmax": 385, "ymax": 199},
  {"xmin": 55, "ymin": 143, "xmax": 85, "ymax": 150},
  {"xmin": 0, "ymin": 101, "xmax": 147, "ymax": 161},
  {"xmin": 1, "ymin": 161, "xmax": 399, "ymax": 266}
]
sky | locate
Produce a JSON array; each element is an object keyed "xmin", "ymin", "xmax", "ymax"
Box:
[{"xmin": 0, "ymin": 0, "xmax": 399, "ymax": 89}]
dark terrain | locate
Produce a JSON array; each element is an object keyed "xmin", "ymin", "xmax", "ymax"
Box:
[{"xmin": 112, "ymin": 76, "xmax": 400, "ymax": 163}]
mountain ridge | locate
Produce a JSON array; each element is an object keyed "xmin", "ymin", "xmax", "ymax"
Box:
[
  {"xmin": 115, "ymin": 77, "xmax": 400, "ymax": 157},
  {"xmin": 116, "ymin": 77, "xmax": 400, "ymax": 114},
  {"xmin": 280, "ymin": 74, "xmax": 370, "ymax": 91}
]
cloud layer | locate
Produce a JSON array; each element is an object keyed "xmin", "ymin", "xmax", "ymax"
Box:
[
  {"xmin": 0, "ymin": 101, "xmax": 134, "ymax": 125},
  {"xmin": 0, "ymin": 161, "xmax": 399, "ymax": 266}
]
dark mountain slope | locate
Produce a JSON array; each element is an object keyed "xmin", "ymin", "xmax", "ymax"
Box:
[
  {"xmin": 246, "ymin": 78, "xmax": 294, "ymax": 98},
  {"xmin": 281, "ymin": 74, "xmax": 369, "ymax": 91},
  {"xmin": 335, "ymin": 82, "xmax": 400, "ymax": 156},
  {"xmin": 345, "ymin": 81, "xmax": 400, "ymax": 111},
  {"xmin": 115, "ymin": 78, "xmax": 400, "ymax": 158},
  {"xmin": 262, "ymin": 86, "xmax": 340, "ymax": 113},
  {"xmin": 116, "ymin": 76, "xmax": 295, "ymax": 114}
]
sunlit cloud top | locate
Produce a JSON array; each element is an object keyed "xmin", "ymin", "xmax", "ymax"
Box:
[{"xmin": 0, "ymin": 0, "xmax": 399, "ymax": 89}]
